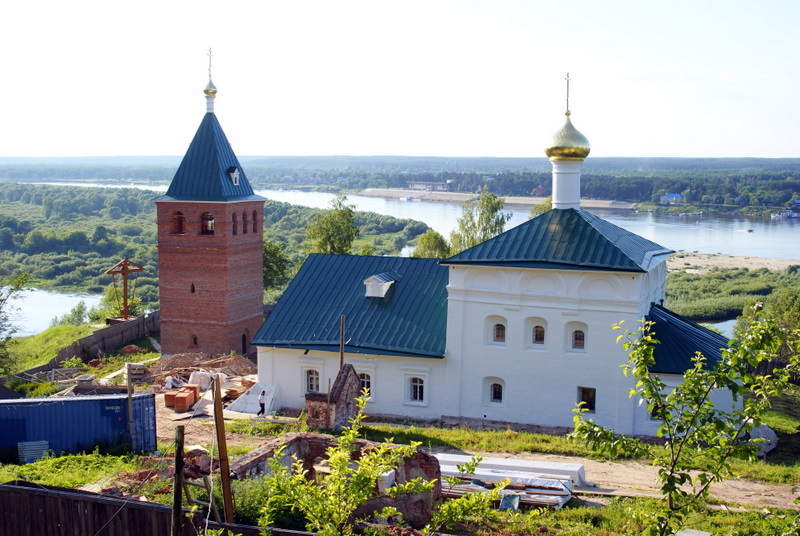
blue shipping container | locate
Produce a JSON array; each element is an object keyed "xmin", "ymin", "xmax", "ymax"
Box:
[{"xmin": 0, "ymin": 393, "xmax": 156, "ymax": 454}]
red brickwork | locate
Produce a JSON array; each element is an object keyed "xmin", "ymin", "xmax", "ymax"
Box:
[
  {"xmin": 306, "ymin": 364, "xmax": 361, "ymax": 430},
  {"xmin": 156, "ymin": 199, "xmax": 265, "ymax": 356},
  {"xmin": 228, "ymin": 432, "xmax": 442, "ymax": 528}
]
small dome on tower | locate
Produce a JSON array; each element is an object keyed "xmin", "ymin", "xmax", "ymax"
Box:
[
  {"xmin": 545, "ymin": 113, "xmax": 590, "ymax": 160},
  {"xmin": 204, "ymin": 79, "xmax": 218, "ymax": 96}
]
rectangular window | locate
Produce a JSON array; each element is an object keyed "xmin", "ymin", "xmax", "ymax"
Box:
[
  {"xmin": 306, "ymin": 370, "xmax": 320, "ymax": 393},
  {"xmin": 410, "ymin": 377, "xmax": 424, "ymax": 402},
  {"xmin": 358, "ymin": 373, "xmax": 371, "ymax": 396},
  {"xmin": 578, "ymin": 386, "xmax": 596, "ymax": 412}
]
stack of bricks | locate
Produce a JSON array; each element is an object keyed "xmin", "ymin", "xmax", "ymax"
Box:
[{"xmin": 164, "ymin": 384, "xmax": 201, "ymax": 413}]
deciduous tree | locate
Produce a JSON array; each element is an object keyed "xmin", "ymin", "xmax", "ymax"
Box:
[
  {"xmin": 529, "ymin": 196, "xmax": 552, "ymax": 218},
  {"xmin": 412, "ymin": 229, "xmax": 451, "ymax": 258},
  {"xmin": 449, "ymin": 185, "xmax": 510, "ymax": 254},
  {"xmin": 263, "ymin": 241, "xmax": 292, "ymax": 292},
  {"xmin": 305, "ymin": 194, "xmax": 359, "ymax": 255},
  {"xmin": 571, "ymin": 310, "xmax": 789, "ymax": 536}
]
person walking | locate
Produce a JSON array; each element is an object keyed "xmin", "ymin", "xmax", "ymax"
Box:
[{"xmin": 257, "ymin": 390, "xmax": 266, "ymax": 416}]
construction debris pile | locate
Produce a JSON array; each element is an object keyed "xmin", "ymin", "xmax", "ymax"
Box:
[
  {"xmin": 105, "ymin": 447, "xmax": 220, "ymax": 499},
  {"xmin": 144, "ymin": 353, "xmax": 257, "ymax": 387}
]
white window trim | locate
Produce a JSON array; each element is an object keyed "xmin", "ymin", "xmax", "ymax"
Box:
[
  {"xmin": 401, "ymin": 366, "xmax": 430, "ymax": 407},
  {"xmin": 485, "ymin": 316, "xmax": 508, "ymax": 347},
  {"xmin": 304, "ymin": 368, "xmax": 321, "ymax": 394},
  {"xmin": 298, "ymin": 356, "xmax": 324, "ymax": 395},
  {"xmin": 565, "ymin": 323, "xmax": 588, "ymax": 354},
  {"xmin": 352, "ymin": 360, "xmax": 377, "ymax": 402},
  {"xmin": 524, "ymin": 318, "xmax": 548, "ymax": 351},
  {"xmin": 483, "ymin": 377, "xmax": 506, "ymax": 408}
]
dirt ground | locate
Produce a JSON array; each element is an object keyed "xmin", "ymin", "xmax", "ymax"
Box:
[
  {"xmin": 477, "ymin": 450, "xmax": 800, "ymax": 511},
  {"xmin": 152, "ymin": 392, "xmax": 799, "ymax": 511}
]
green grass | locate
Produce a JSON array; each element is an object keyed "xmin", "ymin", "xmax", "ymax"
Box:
[
  {"xmin": 9, "ymin": 324, "xmax": 96, "ymax": 372},
  {"xmin": 0, "ymin": 449, "xmax": 137, "ymax": 488},
  {"xmin": 360, "ymin": 424, "xmax": 598, "ymax": 459}
]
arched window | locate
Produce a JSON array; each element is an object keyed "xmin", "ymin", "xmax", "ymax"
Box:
[
  {"xmin": 533, "ymin": 325, "xmax": 545, "ymax": 344},
  {"xmin": 306, "ymin": 370, "xmax": 320, "ymax": 393},
  {"xmin": 493, "ymin": 323, "xmax": 506, "ymax": 343},
  {"xmin": 171, "ymin": 212, "xmax": 185, "ymax": 234},
  {"xmin": 232, "ymin": 213, "xmax": 238, "ymax": 235},
  {"xmin": 242, "ymin": 211, "xmax": 248, "ymax": 234},
  {"xmin": 358, "ymin": 373, "xmax": 371, "ymax": 395},
  {"xmin": 191, "ymin": 335, "xmax": 198, "ymax": 346},
  {"xmin": 409, "ymin": 377, "xmax": 424, "ymax": 402},
  {"xmin": 252, "ymin": 210, "xmax": 258, "ymax": 233},
  {"xmin": 572, "ymin": 330, "xmax": 585, "ymax": 349},
  {"xmin": 190, "ymin": 283, "xmax": 195, "ymax": 294},
  {"xmin": 490, "ymin": 382, "xmax": 503, "ymax": 402},
  {"xmin": 201, "ymin": 213, "xmax": 215, "ymax": 235},
  {"xmin": 241, "ymin": 334, "xmax": 247, "ymax": 355}
]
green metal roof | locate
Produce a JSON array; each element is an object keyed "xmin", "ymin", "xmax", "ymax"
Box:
[
  {"xmin": 647, "ymin": 304, "xmax": 729, "ymax": 374},
  {"xmin": 155, "ymin": 113, "xmax": 264, "ymax": 203},
  {"xmin": 252, "ymin": 254, "xmax": 448, "ymax": 358},
  {"xmin": 442, "ymin": 208, "xmax": 673, "ymax": 272}
]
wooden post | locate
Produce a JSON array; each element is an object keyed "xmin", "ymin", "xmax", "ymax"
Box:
[
  {"xmin": 171, "ymin": 425, "xmax": 184, "ymax": 536},
  {"xmin": 339, "ymin": 314, "xmax": 345, "ymax": 371},
  {"xmin": 213, "ymin": 377, "xmax": 235, "ymax": 523}
]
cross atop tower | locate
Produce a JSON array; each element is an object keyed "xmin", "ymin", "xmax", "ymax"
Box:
[{"xmin": 565, "ymin": 72, "xmax": 571, "ymax": 116}]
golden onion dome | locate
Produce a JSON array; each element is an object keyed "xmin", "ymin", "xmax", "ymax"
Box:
[
  {"xmin": 204, "ymin": 79, "xmax": 218, "ymax": 96},
  {"xmin": 545, "ymin": 113, "xmax": 590, "ymax": 160}
]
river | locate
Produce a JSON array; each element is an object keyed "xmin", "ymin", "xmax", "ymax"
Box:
[
  {"xmin": 14, "ymin": 182, "xmax": 799, "ymax": 336},
  {"xmin": 257, "ymin": 189, "xmax": 800, "ymax": 260}
]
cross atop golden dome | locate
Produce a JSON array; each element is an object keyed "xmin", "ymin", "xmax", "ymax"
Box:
[{"xmin": 545, "ymin": 73, "xmax": 590, "ymax": 161}]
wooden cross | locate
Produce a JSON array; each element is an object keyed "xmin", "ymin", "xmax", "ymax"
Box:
[{"xmin": 105, "ymin": 258, "xmax": 144, "ymax": 320}]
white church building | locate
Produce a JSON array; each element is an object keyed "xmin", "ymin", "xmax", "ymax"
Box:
[{"xmin": 252, "ymin": 108, "xmax": 732, "ymax": 437}]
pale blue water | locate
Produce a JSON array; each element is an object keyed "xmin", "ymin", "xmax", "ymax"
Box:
[{"xmin": 17, "ymin": 183, "xmax": 798, "ymax": 337}]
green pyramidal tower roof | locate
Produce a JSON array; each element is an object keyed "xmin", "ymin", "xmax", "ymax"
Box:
[
  {"xmin": 156, "ymin": 113, "xmax": 263, "ymax": 202},
  {"xmin": 443, "ymin": 208, "xmax": 673, "ymax": 272}
]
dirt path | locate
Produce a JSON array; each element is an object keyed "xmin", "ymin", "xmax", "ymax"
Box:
[
  {"xmin": 474, "ymin": 451, "xmax": 799, "ymax": 511},
  {"xmin": 154, "ymin": 391, "xmax": 799, "ymax": 512}
]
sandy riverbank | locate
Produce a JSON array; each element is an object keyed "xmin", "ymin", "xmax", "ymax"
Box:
[
  {"xmin": 667, "ymin": 252, "xmax": 799, "ymax": 273},
  {"xmin": 358, "ymin": 188, "xmax": 638, "ymax": 210}
]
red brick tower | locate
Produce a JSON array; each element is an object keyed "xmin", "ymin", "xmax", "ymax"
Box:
[{"xmin": 155, "ymin": 80, "xmax": 265, "ymax": 356}]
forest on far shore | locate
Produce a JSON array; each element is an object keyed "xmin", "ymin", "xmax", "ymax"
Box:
[
  {"xmin": 1, "ymin": 155, "xmax": 799, "ymax": 210},
  {"xmin": 0, "ymin": 183, "xmax": 429, "ymax": 312}
]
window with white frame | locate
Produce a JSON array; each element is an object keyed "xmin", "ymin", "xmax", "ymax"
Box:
[
  {"xmin": 483, "ymin": 377, "xmax": 505, "ymax": 406},
  {"xmin": 578, "ymin": 386, "xmax": 596, "ymax": 412},
  {"xmin": 401, "ymin": 364, "xmax": 430, "ymax": 406},
  {"xmin": 358, "ymin": 373, "xmax": 371, "ymax": 396},
  {"xmin": 306, "ymin": 369, "xmax": 320, "ymax": 393},
  {"xmin": 409, "ymin": 377, "xmax": 424, "ymax": 402},
  {"xmin": 486, "ymin": 315, "xmax": 508, "ymax": 345},
  {"xmin": 565, "ymin": 321, "xmax": 588, "ymax": 352}
]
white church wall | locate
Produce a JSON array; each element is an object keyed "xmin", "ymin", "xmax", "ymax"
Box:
[
  {"xmin": 257, "ymin": 346, "xmax": 448, "ymax": 420},
  {"xmin": 445, "ymin": 265, "xmax": 649, "ymax": 434}
]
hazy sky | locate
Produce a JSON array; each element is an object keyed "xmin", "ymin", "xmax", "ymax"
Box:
[{"xmin": 3, "ymin": 1, "xmax": 798, "ymax": 159}]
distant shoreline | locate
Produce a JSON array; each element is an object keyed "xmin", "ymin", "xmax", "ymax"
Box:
[{"xmin": 358, "ymin": 188, "xmax": 639, "ymax": 211}]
